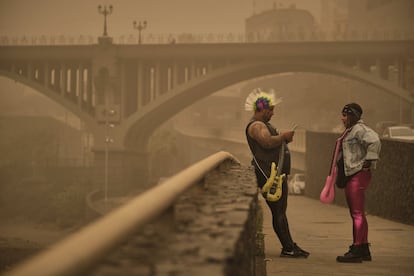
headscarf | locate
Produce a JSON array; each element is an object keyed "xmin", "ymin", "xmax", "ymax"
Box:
[{"xmin": 342, "ymin": 103, "xmax": 363, "ymax": 119}]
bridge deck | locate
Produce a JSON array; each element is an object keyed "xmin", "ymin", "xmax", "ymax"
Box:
[{"xmin": 261, "ymin": 195, "xmax": 414, "ymax": 276}]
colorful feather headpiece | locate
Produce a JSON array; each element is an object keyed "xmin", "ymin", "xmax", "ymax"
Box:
[{"xmin": 244, "ymin": 88, "xmax": 282, "ymax": 111}]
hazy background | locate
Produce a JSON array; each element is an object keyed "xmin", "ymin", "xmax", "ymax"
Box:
[
  {"xmin": 0, "ymin": 0, "xmax": 323, "ymax": 127},
  {"xmin": 0, "ymin": 0, "xmax": 321, "ymax": 36},
  {"xmin": 0, "ymin": 0, "xmax": 411, "ymax": 130},
  {"xmin": 0, "ymin": 1, "xmax": 413, "ymax": 271}
]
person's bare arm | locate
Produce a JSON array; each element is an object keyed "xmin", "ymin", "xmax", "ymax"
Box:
[{"xmin": 248, "ymin": 121, "xmax": 294, "ymax": 149}]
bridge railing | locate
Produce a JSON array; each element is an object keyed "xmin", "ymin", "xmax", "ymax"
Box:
[
  {"xmin": 4, "ymin": 151, "xmax": 240, "ymax": 276},
  {"xmin": 1, "ymin": 29, "xmax": 413, "ymax": 46}
]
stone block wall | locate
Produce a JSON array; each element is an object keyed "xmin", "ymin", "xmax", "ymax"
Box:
[{"xmin": 367, "ymin": 139, "xmax": 414, "ymax": 224}]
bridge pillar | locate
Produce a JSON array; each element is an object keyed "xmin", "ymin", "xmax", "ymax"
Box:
[{"xmin": 93, "ymin": 149, "xmax": 150, "ymax": 196}]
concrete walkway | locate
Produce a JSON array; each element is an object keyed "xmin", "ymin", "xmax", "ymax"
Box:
[{"xmin": 260, "ymin": 195, "xmax": 414, "ymax": 276}]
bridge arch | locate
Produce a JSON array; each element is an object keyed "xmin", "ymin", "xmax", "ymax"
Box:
[
  {"xmin": 0, "ymin": 70, "xmax": 97, "ymax": 129},
  {"xmin": 124, "ymin": 60, "xmax": 413, "ymax": 148}
]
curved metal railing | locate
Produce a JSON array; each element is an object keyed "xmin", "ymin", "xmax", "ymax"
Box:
[
  {"xmin": 4, "ymin": 151, "xmax": 239, "ymax": 276},
  {"xmin": 1, "ymin": 29, "xmax": 413, "ymax": 46}
]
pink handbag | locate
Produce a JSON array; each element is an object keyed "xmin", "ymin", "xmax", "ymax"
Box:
[
  {"xmin": 320, "ymin": 171, "xmax": 337, "ymax": 204},
  {"xmin": 320, "ymin": 130, "xmax": 349, "ymax": 204}
]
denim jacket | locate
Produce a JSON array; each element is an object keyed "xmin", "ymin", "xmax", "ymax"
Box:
[{"xmin": 342, "ymin": 120, "xmax": 381, "ymax": 176}]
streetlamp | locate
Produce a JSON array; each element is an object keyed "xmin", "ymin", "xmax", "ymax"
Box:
[
  {"xmin": 133, "ymin": 20, "xmax": 147, "ymax": 44},
  {"xmin": 104, "ymin": 108, "xmax": 116, "ymax": 203},
  {"xmin": 98, "ymin": 5, "xmax": 113, "ymax": 37}
]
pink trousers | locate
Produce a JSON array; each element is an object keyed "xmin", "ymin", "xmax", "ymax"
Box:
[{"xmin": 344, "ymin": 170, "xmax": 371, "ymax": 245}]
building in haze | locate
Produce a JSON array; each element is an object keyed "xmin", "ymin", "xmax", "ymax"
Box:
[
  {"xmin": 245, "ymin": 3, "xmax": 317, "ymax": 42},
  {"xmin": 319, "ymin": 0, "xmax": 414, "ymax": 40},
  {"xmin": 347, "ymin": 0, "xmax": 414, "ymax": 40},
  {"xmin": 320, "ymin": 0, "xmax": 348, "ymax": 38}
]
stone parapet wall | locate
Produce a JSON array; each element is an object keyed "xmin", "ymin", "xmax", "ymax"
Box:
[
  {"xmin": 90, "ymin": 161, "xmax": 261, "ymax": 275},
  {"xmin": 306, "ymin": 131, "xmax": 414, "ymax": 225},
  {"xmin": 366, "ymin": 139, "xmax": 414, "ymax": 224}
]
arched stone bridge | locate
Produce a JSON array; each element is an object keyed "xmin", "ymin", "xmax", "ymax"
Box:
[{"xmin": 1, "ymin": 38, "xmax": 413, "ymax": 184}]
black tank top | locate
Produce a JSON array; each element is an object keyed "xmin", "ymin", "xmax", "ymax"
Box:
[{"xmin": 245, "ymin": 119, "xmax": 291, "ymax": 177}]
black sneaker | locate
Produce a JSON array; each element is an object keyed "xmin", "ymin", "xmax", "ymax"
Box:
[
  {"xmin": 294, "ymin": 243, "xmax": 310, "ymax": 257},
  {"xmin": 280, "ymin": 247, "xmax": 308, "ymax": 258}
]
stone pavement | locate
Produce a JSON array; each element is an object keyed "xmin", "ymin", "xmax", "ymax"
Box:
[{"xmin": 260, "ymin": 195, "xmax": 414, "ymax": 276}]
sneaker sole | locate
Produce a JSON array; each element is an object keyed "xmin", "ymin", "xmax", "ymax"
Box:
[{"xmin": 280, "ymin": 254, "xmax": 308, "ymax": 258}]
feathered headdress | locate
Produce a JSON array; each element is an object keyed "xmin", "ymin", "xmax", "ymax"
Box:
[{"xmin": 244, "ymin": 88, "xmax": 282, "ymax": 111}]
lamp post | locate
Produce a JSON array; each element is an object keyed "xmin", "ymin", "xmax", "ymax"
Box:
[
  {"xmin": 133, "ymin": 20, "xmax": 147, "ymax": 44},
  {"xmin": 98, "ymin": 5, "xmax": 113, "ymax": 37},
  {"xmin": 104, "ymin": 108, "xmax": 116, "ymax": 203}
]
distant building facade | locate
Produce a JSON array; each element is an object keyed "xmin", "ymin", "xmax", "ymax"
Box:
[
  {"xmin": 320, "ymin": 0, "xmax": 348, "ymax": 38},
  {"xmin": 347, "ymin": 0, "xmax": 414, "ymax": 39},
  {"xmin": 320, "ymin": 0, "xmax": 414, "ymax": 40},
  {"xmin": 245, "ymin": 4, "xmax": 317, "ymax": 42}
]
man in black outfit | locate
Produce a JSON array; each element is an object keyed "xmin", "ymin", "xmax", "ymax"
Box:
[{"xmin": 245, "ymin": 89, "xmax": 309, "ymax": 258}]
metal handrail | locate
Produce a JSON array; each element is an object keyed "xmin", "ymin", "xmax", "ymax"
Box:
[
  {"xmin": 1, "ymin": 29, "xmax": 413, "ymax": 45},
  {"xmin": 5, "ymin": 151, "xmax": 239, "ymax": 276}
]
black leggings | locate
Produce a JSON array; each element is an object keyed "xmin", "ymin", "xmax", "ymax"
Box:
[{"xmin": 255, "ymin": 169, "xmax": 295, "ymax": 250}]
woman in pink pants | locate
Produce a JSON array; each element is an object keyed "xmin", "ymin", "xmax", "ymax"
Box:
[{"xmin": 335, "ymin": 103, "xmax": 381, "ymax": 263}]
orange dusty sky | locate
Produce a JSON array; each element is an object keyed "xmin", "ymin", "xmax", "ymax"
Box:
[{"xmin": 0, "ymin": 0, "xmax": 321, "ymax": 36}]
